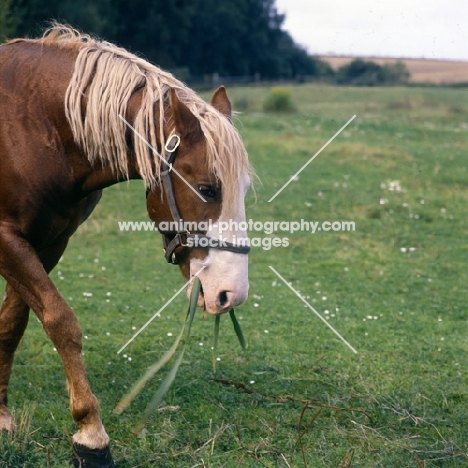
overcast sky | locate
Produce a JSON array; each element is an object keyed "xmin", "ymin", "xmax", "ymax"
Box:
[{"xmin": 275, "ymin": 0, "xmax": 467, "ymax": 61}]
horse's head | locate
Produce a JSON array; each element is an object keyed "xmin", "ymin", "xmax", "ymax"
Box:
[{"xmin": 146, "ymin": 87, "xmax": 250, "ymax": 315}]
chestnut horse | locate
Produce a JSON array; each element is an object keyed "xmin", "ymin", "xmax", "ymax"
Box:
[{"xmin": 0, "ymin": 24, "xmax": 252, "ymax": 467}]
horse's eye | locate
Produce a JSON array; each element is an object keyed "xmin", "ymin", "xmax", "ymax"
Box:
[{"xmin": 198, "ymin": 185, "xmax": 218, "ymax": 198}]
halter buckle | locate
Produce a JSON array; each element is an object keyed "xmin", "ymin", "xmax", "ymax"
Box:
[{"xmin": 164, "ymin": 134, "xmax": 181, "ymax": 153}]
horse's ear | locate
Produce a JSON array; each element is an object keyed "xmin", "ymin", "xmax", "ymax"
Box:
[
  {"xmin": 210, "ymin": 86, "xmax": 232, "ymax": 121},
  {"xmin": 170, "ymin": 88, "xmax": 202, "ymax": 139}
]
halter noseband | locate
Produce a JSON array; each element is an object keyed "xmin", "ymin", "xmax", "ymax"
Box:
[{"xmin": 149, "ymin": 134, "xmax": 250, "ymax": 264}]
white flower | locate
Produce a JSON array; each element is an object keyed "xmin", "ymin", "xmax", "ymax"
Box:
[{"xmin": 387, "ymin": 180, "xmax": 402, "ymax": 192}]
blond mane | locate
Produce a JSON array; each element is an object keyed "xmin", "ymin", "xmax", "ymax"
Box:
[{"xmin": 38, "ymin": 23, "xmax": 251, "ymax": 218}]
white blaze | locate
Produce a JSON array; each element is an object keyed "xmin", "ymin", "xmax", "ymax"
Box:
[{"xmin": 189, "ymin": 174, "xmax": 250, "ymax": 314}]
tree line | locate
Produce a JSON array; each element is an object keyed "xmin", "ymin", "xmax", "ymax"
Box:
[
  {"xmin": 0, "ymin": 0, "xmax": 409, "ymax": 85},
  {"xmin": 0, "ymin": 0, "xmax": 333, "ymax": 81}
]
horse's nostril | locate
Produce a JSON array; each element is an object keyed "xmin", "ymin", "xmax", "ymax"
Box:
[{"xmin": 219, "ymin": 291, "xmax": 229, "ymax": 308}]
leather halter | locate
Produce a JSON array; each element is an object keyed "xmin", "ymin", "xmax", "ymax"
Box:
[{"xmin": 149, "ymin": 134, "xmax": 251, "ymax": 264}]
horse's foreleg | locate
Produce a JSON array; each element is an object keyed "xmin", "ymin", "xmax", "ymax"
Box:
[
  {"xmin": 0, "ymin": 229, "xmax": 114, "ymax": 466},
  {"xmin": 0, "ymin": 284, "xmax": 29, "ymax": 432}
]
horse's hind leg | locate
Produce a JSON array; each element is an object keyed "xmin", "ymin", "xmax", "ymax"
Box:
[
  {"xmin": 0, "ymin": 284, "xmax": 29, "ymax": 431},
  {"xmin": 0, "ymin": 230, "xmax": 114, "ymax": 467}
]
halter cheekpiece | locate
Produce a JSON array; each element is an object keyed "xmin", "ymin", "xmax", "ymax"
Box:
[{"xmin": 149, "ymin": 134, "xmax": 251, "ymax": 264}]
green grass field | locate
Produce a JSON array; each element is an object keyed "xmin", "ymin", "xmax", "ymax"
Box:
[{"xmin": 1, "ymin": 84, "xmax": 467, "ymax": 467}]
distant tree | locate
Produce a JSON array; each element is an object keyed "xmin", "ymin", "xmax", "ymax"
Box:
[
  {"xmin": 278, "ymin": 36, "xmax": 335, "ymax": 79},
  {"xmin": 1, "ymin": 0, "xmax": 334, "ymax": 82},
  {"xmin": 336, "ymin": 59, "xmax": 381, "ymax": 85},
  {"xmin": 379, "ymin": 61, "xmax": 410, "ymax": 84},
  {"xmin": 0, "ymin": 0, "xmax": 15, "ymax": 41},
  {"xmin": 336, "ymin": 58, "xmax": 410, "ymax": 86},
  {"xmin": 2, "ymin": 0, "xmax": 112, "ymax": 39}
]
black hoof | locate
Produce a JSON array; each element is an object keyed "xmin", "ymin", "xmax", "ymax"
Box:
[{"xmin": 72, "ymin": 443, "xmax": 115, "ymax": 468}]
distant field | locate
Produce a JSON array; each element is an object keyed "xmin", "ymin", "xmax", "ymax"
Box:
[{"xmin": 321, "ymin": 56, "xmax": 468, "ymax": 84}]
